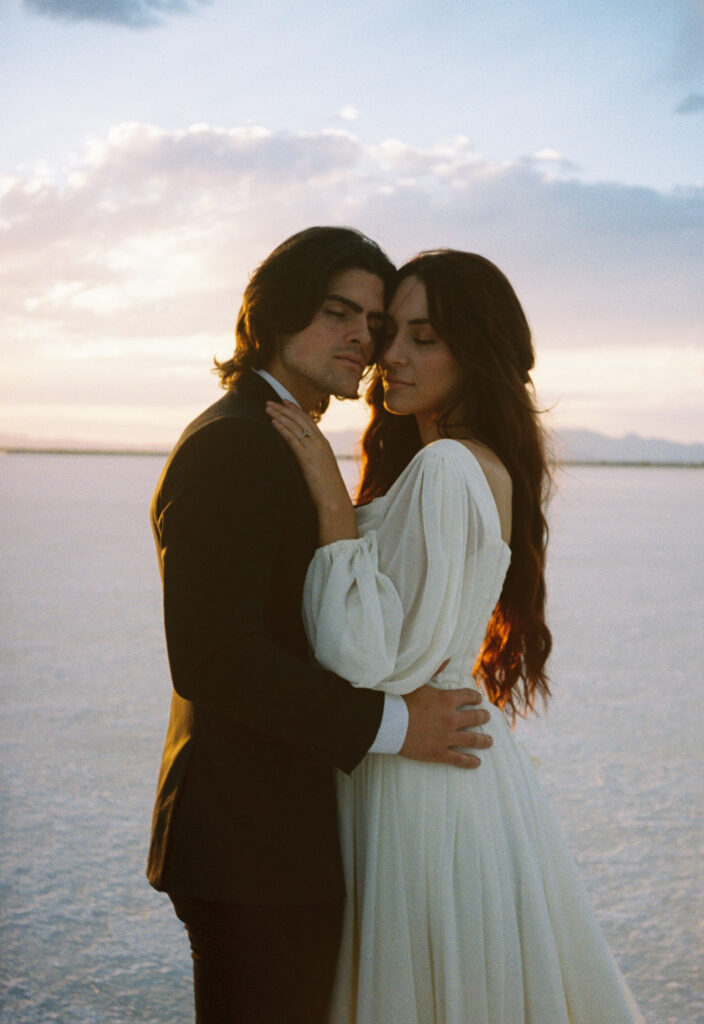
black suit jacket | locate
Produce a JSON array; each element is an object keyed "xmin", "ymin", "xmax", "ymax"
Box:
[{"xmin": 146, "ymin": 371, "xmax": 384, "ymax": 905}]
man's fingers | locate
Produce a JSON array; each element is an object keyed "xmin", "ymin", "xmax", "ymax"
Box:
[
  {"xmin": 402, "ymin": 684, "xmax": 494, "ymax": 767},
  {"xmin": 453, "ymin": 688, "xmax": 483, "ymax": 707},
  {"xmin": 443, "ymin": 749, "xmax": 482, "ymax": 769},
  {"xmin": 455, "ymin": 707, "xmax": 491, "ymax": 728},
  {"xmin": 452, "ymin": 730, "xmax": 493, "ymax": 750}
]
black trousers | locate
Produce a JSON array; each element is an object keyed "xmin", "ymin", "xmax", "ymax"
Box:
[{"xmin": 170, "ymin": 894, "xmax": 345, "ymax": 1024}]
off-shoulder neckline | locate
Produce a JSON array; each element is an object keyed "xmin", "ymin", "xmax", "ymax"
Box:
[{"xmin": 413, "ymin": 439, "xmax": 511, "ymax": 550}]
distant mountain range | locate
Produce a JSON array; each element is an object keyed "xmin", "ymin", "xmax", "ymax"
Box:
[
  {"xmin": 325, "ymin": 428, "xmax": 704, "ymax": 465},
  {"xmin": 550, "ymin": 429, "xmax": 704, "ymax": 465},
  {"xmin": 1, "ymin": 428, "xmax": 703, "ymax": 465}
]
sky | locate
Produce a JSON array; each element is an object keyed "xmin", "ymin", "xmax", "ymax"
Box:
[{"xmin": 1, "ymin": 0, "xmax": 703, "ymax": 447}]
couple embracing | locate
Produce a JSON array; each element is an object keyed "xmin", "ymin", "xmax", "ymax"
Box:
[{"xmin": 147, "ymin": 227, "xmax": 644, "ymax": 1023}]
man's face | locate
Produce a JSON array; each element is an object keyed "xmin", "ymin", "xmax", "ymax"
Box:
[{"xmin": 266, "ymin": 267, "xmax": 386, "ymax": 412}]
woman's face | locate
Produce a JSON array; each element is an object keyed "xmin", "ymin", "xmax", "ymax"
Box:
[{"xmin": 381, "ymin": 275, "xmax": 465, "ymax": 424}]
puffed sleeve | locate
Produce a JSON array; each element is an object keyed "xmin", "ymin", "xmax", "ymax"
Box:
[
  {"xmin": 303, "ymin": 444, "xmax": 491, "ymax": 694},
  {"xmin": 304, "ymin": 533, "xmax": 404, "ymax": 687}
]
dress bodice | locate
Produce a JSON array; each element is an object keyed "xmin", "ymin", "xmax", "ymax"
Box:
[{"xmin": 303, "ymin": 440, "xmax": 511, "ymax": 695}]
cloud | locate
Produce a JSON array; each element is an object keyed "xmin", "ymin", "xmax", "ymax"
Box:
[
  {"xmin": 0, "ymin": 123, "xmax": 364, "ymax": 349},
  {"xmin": 2, "ymin": 122, "xmax": 701, "ymax": 347},
  {"xmin": 1, "ymin": 123, "xmax": 702, "ymax": 443},
  {"xmin": 676, "ymin": 92, "xmax": 704, "ymax": 112},
  {"xmin": 530, "ymin": 149, "xmax": 580, "ymax": 174},
  {"xmin": 336, "ymin": 106, "xmax": 360, "ymax": 122},
  {"xmin": 23, "ymin": 0, "xmax": 210, "ymax": 29}
]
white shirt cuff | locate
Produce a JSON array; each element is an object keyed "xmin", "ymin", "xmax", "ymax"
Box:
[{"xmin": 368, "ymin": 693, "xmax": 408, "ymax": 754}]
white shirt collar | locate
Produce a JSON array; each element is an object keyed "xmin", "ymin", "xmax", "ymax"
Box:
[{"xmin": 252, "ymin": 368, "xmax": 301, "ymax": 408}]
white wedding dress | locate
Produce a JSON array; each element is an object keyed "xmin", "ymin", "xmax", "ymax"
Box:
[{"xmin": 304, "ymin": 439, "xmax": 645, "ymax": 1024}]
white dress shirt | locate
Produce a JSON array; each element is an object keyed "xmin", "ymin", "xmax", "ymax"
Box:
[{"xmin": 253, "ymin": 367, "xmax": 408, "ymax": 754}]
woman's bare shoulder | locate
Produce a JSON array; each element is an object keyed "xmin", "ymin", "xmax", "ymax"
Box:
[{"xmin": 453, "ymin": 440, "xmax": 512, "ymax": 543}]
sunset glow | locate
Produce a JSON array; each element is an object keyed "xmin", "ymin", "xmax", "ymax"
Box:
[{"xmin": 1, "ymin": 0, "xmax": 702, "ymax": 448}]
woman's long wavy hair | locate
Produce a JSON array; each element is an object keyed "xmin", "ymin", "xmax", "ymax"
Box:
[{"xmin": 358, "ymin": 251, "xmax": 552, "ymax": 719}]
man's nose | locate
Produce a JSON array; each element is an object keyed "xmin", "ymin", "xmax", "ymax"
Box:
[{"xmin": 348, "ymin": 316, "xmax": 373, "ymax": 353}]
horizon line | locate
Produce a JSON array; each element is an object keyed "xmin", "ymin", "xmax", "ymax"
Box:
[{"xmin": 2, "ymin": 446, "xmax": 702, "ymax": 468}]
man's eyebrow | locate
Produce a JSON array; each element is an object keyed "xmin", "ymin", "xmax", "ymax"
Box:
[
  {"xmin": 324, "ymin": 293, "xmax": 385, "ymax": 318},
  {"xmin": 408, "ymin": 318, "xmax": 432, "ymax": 326},
  {"xmin": 324, "ymin": 293, "xmax": 362, "ymax": 313}
]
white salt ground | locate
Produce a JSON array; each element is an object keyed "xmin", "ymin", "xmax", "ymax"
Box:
[{"xmin": 0, "ymin": 454, "xmax": 701, "ymax": 1023}]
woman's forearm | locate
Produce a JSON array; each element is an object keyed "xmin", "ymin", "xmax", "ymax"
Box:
[{"xmin": 315, "ymin": 493, "xmax": 358, "ymax": 546}]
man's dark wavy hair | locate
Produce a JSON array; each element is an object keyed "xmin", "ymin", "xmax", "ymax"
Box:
[{"xmin": 214, "ymin": 227, "xmax": 396, "ymax": 409}]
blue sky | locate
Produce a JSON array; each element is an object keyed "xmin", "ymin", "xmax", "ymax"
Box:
[{"xmin": 1, "ymin": 0, "xmax": 702, "ymax": 446}]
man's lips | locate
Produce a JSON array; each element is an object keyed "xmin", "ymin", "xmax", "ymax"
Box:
[{"xmin": 335, "ymin": 354, "xmax": 365, "ymax": 371}]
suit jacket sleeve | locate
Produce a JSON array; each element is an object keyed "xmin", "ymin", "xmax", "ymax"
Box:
[{"xmin": 153, "ymin": 416, "xmax": 383, "ymax": 774}]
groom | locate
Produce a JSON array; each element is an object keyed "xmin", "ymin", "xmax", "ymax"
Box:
[{"xmin": 147, "ymin": 226, "xmax": 492, "ymax": 1023}]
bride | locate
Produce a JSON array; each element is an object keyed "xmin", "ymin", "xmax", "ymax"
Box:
[{"xmin": 267, "ymin": 250, "xmax": 644, "ymax": 1024}]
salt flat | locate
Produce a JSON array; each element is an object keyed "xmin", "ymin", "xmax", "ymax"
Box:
[{"xmin": 0, "ymin": 454, "xmax": 702, "ymax": 1023}]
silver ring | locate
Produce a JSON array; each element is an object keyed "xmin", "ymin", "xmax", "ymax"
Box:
[{"xmin": 300, "ymin": 429, "xmax": 311, "ymax": 440}]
